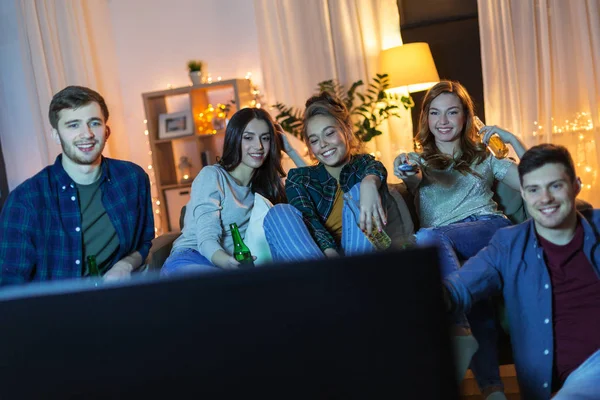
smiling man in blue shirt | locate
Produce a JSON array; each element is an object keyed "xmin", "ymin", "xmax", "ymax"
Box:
[
  {"xmin": 0, "ymin": 86, "xmax": 154, "ymax": 285},
  {"xmin": 444, "ymin": 144, "xmax": 599, "ymax": 400}
]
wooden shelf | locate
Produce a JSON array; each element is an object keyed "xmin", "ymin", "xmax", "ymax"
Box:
[
  {"xmin": 197, "ymin": 129, "xmax": 225, "ymax": 137},
  {"xmin": 161, "ymin": 182, "xmax": 192, "ymax": 190},
  {"xmin": 154, "ymin": 136, "xmax": 197, "ymax": 144},
  {"xmin": 142, "ymin": 79, "xmax": 252, "ymax": 233}
]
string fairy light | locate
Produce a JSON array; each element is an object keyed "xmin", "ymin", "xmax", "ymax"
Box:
[
  {"xmin": 196, "ymin": 103, "xmax": 230, "ymax": 134},
  {"xmin": 143, "ymin": 119, "xmax": 163, "ymax": 236},
  {"xmin": 532, "ymin": 111, "xmax": 597, "ymax": 194},
  {"xmin": 244, "ymin": 72, "xmax": 265, "ymax": 109}
]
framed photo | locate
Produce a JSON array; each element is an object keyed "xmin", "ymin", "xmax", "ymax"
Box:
[{"xmin": 158, "ymin": 111, "xmax": 194, "ymax": 139}]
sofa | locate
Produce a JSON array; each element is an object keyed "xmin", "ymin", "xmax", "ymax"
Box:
[
  {"xmin": 146, "ymin": 178, "xmax": 592, "ymax": 270},
  {"xmin": 145, "ymin": 182, "xmax": 416, "ymax": 270}
]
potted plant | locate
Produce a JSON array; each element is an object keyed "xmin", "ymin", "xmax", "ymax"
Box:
[
  {"xmin": 187, "ymin": 60, "xmax": 204, "ymax": 85},
  {"xmin": 273, "ymin": 74, "xmax": 413, "ymax": 142}
]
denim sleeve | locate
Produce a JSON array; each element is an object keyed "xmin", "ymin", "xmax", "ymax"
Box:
[
  {"xmin": 0, "ymin": 195, "xmax": 35, "ymax": 285},
  {"xmin": 443, "ymin": 233, "xmax": 505, "ymax": 313},
  {"xmin": 285, "ymin": 170, "xmax": 336, "ymax": 251}
]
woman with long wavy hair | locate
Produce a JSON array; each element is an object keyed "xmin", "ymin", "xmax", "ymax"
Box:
[
  {"xmin": 394, "ymin": 80, "xmax": 527, "ymax": 399},
  {"xmin": 161, "ymin": 107, "xmax": 287, "ymax": 275}
]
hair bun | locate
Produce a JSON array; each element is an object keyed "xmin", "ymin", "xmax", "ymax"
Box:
[{"xmin": 304, "ymin": 91, "xmax": 346, "ymax": 112}]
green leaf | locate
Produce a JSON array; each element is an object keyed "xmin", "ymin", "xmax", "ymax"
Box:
[{"xmin": 271, "ymin": 73, "xmax": 414, "ymax": 144}]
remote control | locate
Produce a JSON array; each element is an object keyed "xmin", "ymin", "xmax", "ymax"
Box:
[{"xmin": 397, "ymin": 163, "xmax": 419, "ymax": 173}]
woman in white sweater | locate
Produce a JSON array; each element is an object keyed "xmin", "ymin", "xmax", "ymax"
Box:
[{"xmin": 161, "ymin": 108, "xmax": 287, "ymax": 275}]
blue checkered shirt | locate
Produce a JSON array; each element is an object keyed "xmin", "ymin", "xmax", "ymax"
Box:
[
  {"xmin": 286, "ymin": 154, "xmax": 388, "ymax": 251},
  {"xmin": 0, "ymin": 155, "xmax": 155, "ymax": 286}
]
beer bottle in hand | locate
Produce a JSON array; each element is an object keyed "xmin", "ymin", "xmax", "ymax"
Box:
[
  {"xmin": 473, "ymin": 116, "xmax": 509, "ymax": 159},
  {"xmin": 343, "ymin": 193, "xmax": 391, "ymax": 251},
  {"xmin": 229, "ymin": 223, "xmax": 255, "ymax": 268},
  {"xmin": 86, "ymin": 255, "xmax": 100, "ymax": 277}
]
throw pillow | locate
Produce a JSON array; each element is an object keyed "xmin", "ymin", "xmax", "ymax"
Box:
[{"xmin": 245, "ymin": 193, "xmax": 273, "ymax": 265}]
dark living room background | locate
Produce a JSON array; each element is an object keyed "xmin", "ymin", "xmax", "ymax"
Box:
[{"xmin": 397, "ymin": 0, "xmax": 484, "ymax": 135}]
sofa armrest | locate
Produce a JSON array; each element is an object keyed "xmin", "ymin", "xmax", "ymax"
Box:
[
  {"xmin": 145, "ymin": 233, "xmax": 180, "ymax": 271},
  {"xmin": 493, "ymin": 181, "xmax": 527, "ymax": 225},
  {"xmin": 386, "ymin": 182, "xmax": 417, "ymax": 240}
]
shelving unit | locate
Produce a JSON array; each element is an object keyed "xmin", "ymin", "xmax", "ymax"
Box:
[{"xmin": 142, "ymin": 79, "xmax": 253, "ymax": 232}]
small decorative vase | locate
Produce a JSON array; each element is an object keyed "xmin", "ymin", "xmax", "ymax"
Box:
[
  {"xmin": 189, "ymin": 71, "xmax": 202, "ymax": 85},
  {"xmin": 178, "ymin": 156, "xmax": 193, "ymax": 183}
]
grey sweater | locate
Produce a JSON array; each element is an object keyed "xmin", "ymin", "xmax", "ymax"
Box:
[{"xmin": 171, "ymin": 165, "xmax": 254, "ymax": 261}]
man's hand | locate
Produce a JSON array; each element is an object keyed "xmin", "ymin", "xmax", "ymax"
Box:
[{"xmin": 103, "ymin": 260, "xmax": 134, "ymax": 282}]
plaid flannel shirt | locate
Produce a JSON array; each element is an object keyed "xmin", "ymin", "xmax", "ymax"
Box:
[
  {"xmin": 285, "ymin": 154, "xmax": 388, "ymax": 251},
  {"xmin": 0, "ymin": 155, "xmax": 154, "ymax": 286}
]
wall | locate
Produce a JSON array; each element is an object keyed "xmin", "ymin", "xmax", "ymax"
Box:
[{"xmin": 107, "ymin": 0, "xmax": 264, "ymax": 170}]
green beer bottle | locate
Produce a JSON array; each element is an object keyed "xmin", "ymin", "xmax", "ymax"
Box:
[
  {"xmin": 86, "ymin": 255, "xmax": 100, "ymax": 276},
  {"xmin": 229, "ymin": 223, "xmax": 255, "ymax": 268}
]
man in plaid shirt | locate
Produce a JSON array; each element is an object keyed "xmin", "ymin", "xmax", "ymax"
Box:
[{"xmin": 0, "ymin": 86, "xmax": 154, "ymax": 285}]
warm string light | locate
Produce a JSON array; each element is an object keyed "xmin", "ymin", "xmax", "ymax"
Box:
[
  {"xmin": 143, "ymin": 119, "xmax": 163, "ymax": 235},
  {"xmin": 245, "ymin": 72, "xmax": 265, "ymax": 109},
  {"xmin": 532, "ymin": 112, "xmax": 597, "ymax": 192},
  {"xmin": 532, "ymin": 112, "xmax": 594, "ymax": 136},
  {"xmin": 196, "ymin": 103, "xmax": 229, "ymax": 134}
]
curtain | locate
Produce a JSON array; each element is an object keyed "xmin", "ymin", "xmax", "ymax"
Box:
[
  {"xmin": 0, "ymin": 0, "xmax": 128, "ymax": 190},
  {"xmin": 253, "ymin": 0, "xmax": 413, "ymax": 176},
  {"xmin": 478, "ymin": 0, "xmax": 600, "ymax": 203}
]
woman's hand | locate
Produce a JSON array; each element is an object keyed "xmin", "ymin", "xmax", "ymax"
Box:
[
  {"xmin": 212, "ymin": 250, "xmax": 241, "ymax": 270},
  {"xmin": 324, "ymin": 248, "xmax": 340, "ymax": 258},
  {"xmin": 276, "ymin": 123, "xmax": 308, "ymax": 167},
  {"xmin": 359, "ymin": 175, "xmax": 386, "ymax": 234},
  {"xmin": 275, "ymin": 123, "xmax": 293, "ymax": 154},
  {"xmin": 212, "ymin": 250, "xmax": 256, "ymax": 270},
  {"xmin": 393, "ymin": 153, "xmax": 423, "ymax": 188},
  {"xmin": 480, "ymin": 126, "xmax": 527, "ymax": 158},
  {"xmin": 213, "ymin": 252, "xmax": 258, "ymax": 270},
  {"xmin": 480, "ymin": 125, "xmax": 514, "ymax": 146}
]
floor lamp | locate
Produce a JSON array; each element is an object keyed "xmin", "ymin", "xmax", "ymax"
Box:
[{"xmin": 380, "ymin": 42, "xmax": 440, "ymax": 143}]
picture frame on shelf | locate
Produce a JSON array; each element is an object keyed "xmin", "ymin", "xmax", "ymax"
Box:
[{"xmin": 158, "ymin": 111, "xmax": 194, "ymax": 139}]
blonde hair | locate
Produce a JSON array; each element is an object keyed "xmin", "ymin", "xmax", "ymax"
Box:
[{"xmin": 302, "ymin": 91, "xmax": 362, "ymax": 159}]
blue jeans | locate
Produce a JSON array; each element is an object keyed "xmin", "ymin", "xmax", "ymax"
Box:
[
  {"xmin": 416, "ymin": 214, "xmax": 511, "ymax": 392},
  {"xmin": 553, "ymin": 349, "xmax": 600, "ymax": 399},
  {"xmin": 160, "ymin": 247, "xmax": 222, "ymax": 277},
  {"xmin": 264, "ymin": 183, "xmax": 374, "ymax": 262}
]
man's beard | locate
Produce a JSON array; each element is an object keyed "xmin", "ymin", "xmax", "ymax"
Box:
[{"xmin": 59, "ymin": 137, "xmax": 102, "ymax": 165}]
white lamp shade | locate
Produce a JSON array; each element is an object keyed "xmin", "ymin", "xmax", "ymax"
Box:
[{"xmin": 380, "ymin": 42, "xmax": 440, "ymax": 93}]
